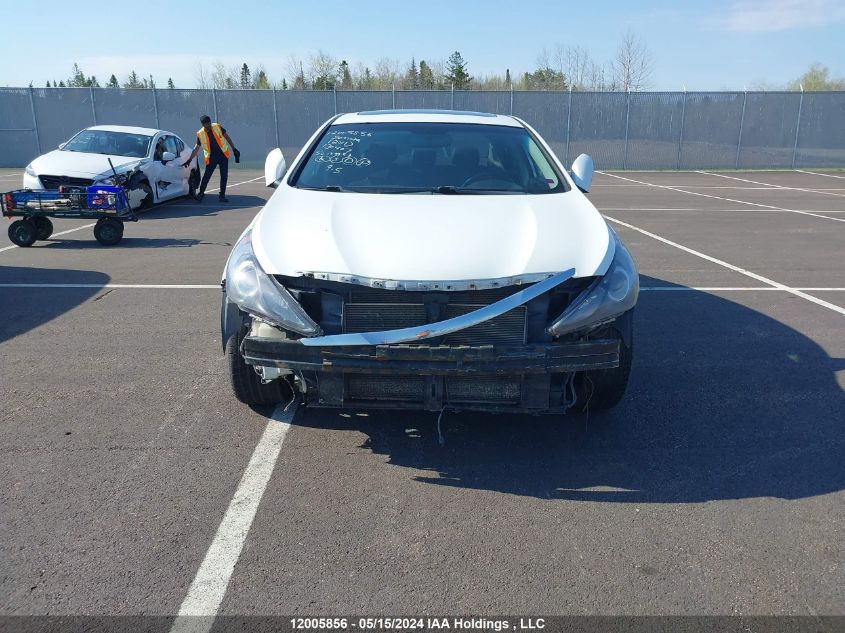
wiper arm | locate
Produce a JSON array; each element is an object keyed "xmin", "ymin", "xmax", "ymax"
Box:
[{"xmin": 299, "ymin": 185, "xmax": 347, "ymax": 192}]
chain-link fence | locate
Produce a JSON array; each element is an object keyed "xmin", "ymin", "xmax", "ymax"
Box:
[{"xmin": 1, "ymin": 87, "xmax": 843, "ymax": 169}]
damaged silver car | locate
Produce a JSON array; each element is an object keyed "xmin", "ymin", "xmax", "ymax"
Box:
[{"xmin": 221, "ymin": 110, "xmax": 638, "ymax": 413}]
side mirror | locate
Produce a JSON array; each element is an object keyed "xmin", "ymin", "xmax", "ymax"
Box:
[
  {"xmin": 162, "ymin": 151, "xmax": 176, "ymax": 162},
  {"xmin": 570, "ymin": 153, "xmax": 594, "ymax": 193},
  {"xmin": 264, "ymin": 148, "xmax": 286, "ymax": 188},
  {"xmin": 58, "ymin": 142, "xmax": 66, "ymax": 150}
]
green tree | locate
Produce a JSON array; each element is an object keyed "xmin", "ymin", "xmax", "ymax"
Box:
[
  {"xmin": 124, "ymin": 70, "xmax": 143, "ymax": 89},
  {"xmin": 357, "ymin": 67, "xmax": 375, "ymax": 90},
  {"xmin": 88, "ymin": 75, "xmax": 100, "ymax": 88},
  {"xmin": 254, "ymin": 67, "xmax": 270, "ymax": 89},
  {"xmin": 69, "ymin": 63, "xmax": 86, "ymax": 87},
  {"xmin": 405, "ymin": 57, "xmax": 419, "ymax": 89},
  {"xmin": 293, "ymin": 62, "xmax": 307, "ymax": 89},
  {"xmin": 107, "ymin": 74, "xmax": 119, "ymax": 88},
  {"xmin": 58, "ymin": 81, "xmax": 66, "ymax": 87},
  {"xmin": 281, "ymin": 78, "xmax": 288, "ymax": 90},
  {"xmin": 240, "ymin": 63, "xmax": 252, "ymax": 89},
  {"xmin": 339, "ymin": 60, "xmax": 353, "ymax": 89},
  {"xmin": 522, "ymin": 66, "xmax": 566, "ymax": 90},
  {"xmin": 167, "ymin": 77, "xmax": 175, "ymax": 89},
  {"xmin": 445, "ymin": 51, "xmax": 471, "ymax": 89},
  {"xmin": 787, "ymin": 63, "xmax": 845, "ymax": 90},
  {"xmin": 46, "ymin": 80, "xmax": 51, "ymax": 88},
  {"xmin": 505, "ymin": 68, "xmax": 511, "ymax": 88},
  {"xmin": 419, "ymin": 60, "xmax": 434, "ymax": 89}
]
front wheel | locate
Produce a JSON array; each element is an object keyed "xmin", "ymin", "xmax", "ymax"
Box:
[
  {"xmin": 226, "ymin": 327, "xmax": 288, "ymax": 405},
  {"xmin": 188, "ymin": 168, "xmax": 200, "ymax": 199},
  {"xmin": 8, "ymin": 219, "xmax": 37, "ymax": 247}
]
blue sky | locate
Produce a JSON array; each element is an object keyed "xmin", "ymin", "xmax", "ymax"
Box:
[{"xmin": 3, "ymin": 0, "xmax": 844, "ymax": 89}]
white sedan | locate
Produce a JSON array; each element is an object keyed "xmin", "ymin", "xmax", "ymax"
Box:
[
  {"xmin": 23, "ymin": 125, "xmax": 200, "ymax": 209},
  {"xmin": 221, "ymin": 110, "xmax": 639, "ymax": 414}
]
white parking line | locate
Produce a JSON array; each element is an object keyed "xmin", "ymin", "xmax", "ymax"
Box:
[
  {"xmin": 170, "ymin": 403, "xmax": 296, "ymax": 633},
  {"xmin": 594, "ymin": 183, "xmax": 845, "ymax": 191},
  {"xmin": 599, "ymin": 207, "xmax": 845, "ymax": 213},
  {"xmin": 597, "ymin": 171, "xmax": 845, "ymax": 223},
  {"xmin": 695, "ymin": 170, "xmax": 845, "ymax": 198},
  {"xmin": 796, "ymin": 170, "xmax": 845, "ymax": 180},
  {"xmin": 0, "ymin": 176, "xmax": 263, "ymax": 255},
  {"xmin": 0, "ymin": 222, "xmax": 96, "ymax": 253},
  {"xmin": 605, "ymin": 215, "xmax": 845, "ymax": 316},
  {"xmin": 639, "ymin": 287, "xmax": 845, "ymax": 292}
]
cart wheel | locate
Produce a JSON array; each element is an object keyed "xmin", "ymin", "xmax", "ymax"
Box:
[
  {"xmin": 33, "ymin": 217, "xmax": 53, "ymax": 241},
  {"xmin": 8, "ymin": 219, "xmax": 37, "ymax": 247},
  {"xmin": 94, "ymin": 218, "xmax": 124, "ymax": 246}
]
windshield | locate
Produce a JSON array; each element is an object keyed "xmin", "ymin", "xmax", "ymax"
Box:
[
  {"xmin": 63, "ymin": 129, "xmax": 152, "ymax": 158},
  {"xmin": 293, "ymin": 122, "xmax": 568, "ymax": 194}
]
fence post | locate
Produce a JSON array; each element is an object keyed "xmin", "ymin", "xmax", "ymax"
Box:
[
  {"xmin": 151, "ymin": 87, "xmax": 160, "ymax": 128},
  {"xmin": 564, "ymin": 85, "xmax": 573, "ymax": 166},
  {"xmin": 791, "ymin": 85, "xmax": 804, "ymax": 169},
  {"xmin": 89, "ymin": 86, "xmax": 97, "ymax": 125},
  {"xmin": 451, "ymin": 82, "xmax": 454, "ymax": 109},
  {"xmin": 212, "ymin": 88, "xmax": 218, "ymax": 122},
  {"xmin": 735, "ymin": 90, "xmax": 746, "ymax": 169},
  {"xmin": 28, "ymin": 86, "xmax": 41, "ymax": 155},
  {"xmin": 333, "ymin": 85, "xmax": 337, "ymax": 115},
  {"xmin": 509, "ymin": 85, "xmax": 514, "ymax": 116},
  {"xmin": 272, "ymin": 88, "xmax": 280, "ymax": 149},
  {"xmin": 622, "ymin": 90, "xmax": 630, "ymax": 170},
  {"xmin": 392, "ymin": 82, "xmax": 395, "ymax": 109},
  {"xmin": 677, "ymin": 90, "xmax": 687, "ymax": 170}
]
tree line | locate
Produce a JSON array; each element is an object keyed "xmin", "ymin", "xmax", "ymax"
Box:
[{"xmin": 36, "ymin": 37, "xmax": 845, "ymax": 93}]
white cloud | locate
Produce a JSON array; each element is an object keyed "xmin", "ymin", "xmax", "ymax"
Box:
[{"xmin": 719, "ymin": 0, "xmax": 845, "ymax": 32}]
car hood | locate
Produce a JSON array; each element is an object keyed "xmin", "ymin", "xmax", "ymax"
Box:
[
  {"xmin": 30, "ymin": 150, "xmax": 143, "ymax": 179},
  {"xmin": 251, "ymin": 186, "xmax": 613, "ymax": 282}
]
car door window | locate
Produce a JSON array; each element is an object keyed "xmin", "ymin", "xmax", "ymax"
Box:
[
  {"xmin": 165, "ymin": 136, "xmax": 180, "ymax": 157},
  {"xmin": 153, "ymin": 135, "xmax": 168, "ymax": 161}
]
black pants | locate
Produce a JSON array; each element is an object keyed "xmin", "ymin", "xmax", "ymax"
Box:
[{"xmin": 199, "ymin": 155, "xmax": 228, "ymax": 196}]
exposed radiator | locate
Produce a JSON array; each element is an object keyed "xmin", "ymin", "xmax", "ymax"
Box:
[{"xmin": 342, "ymin": 303, "xmax": 527, "ymax": 346}]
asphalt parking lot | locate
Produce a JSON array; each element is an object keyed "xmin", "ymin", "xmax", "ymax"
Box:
[{"xmin": 1, "ymin": 167, "xmax": 843, "ymax": 624}]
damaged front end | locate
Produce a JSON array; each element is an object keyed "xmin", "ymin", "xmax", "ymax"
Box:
[{"xmin": 221, "ymin": 228, "xmax": 637, "ymax": 413}]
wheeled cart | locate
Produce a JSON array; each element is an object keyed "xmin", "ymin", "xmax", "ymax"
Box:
[{"xmin": 2, "ymin": 185, "xmax": 137, "ymax": 247}]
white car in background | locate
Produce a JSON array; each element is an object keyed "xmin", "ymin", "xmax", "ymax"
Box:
[
  {"xmin": 23, "ymin": 125, "xmax": 200, "ymax": 209},
  {"xmin": 222, "ymin": 110, "xmax": 639, "ymax": 414}
]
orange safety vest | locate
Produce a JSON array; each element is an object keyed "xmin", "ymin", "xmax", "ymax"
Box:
[{"xmin": 197, "ymin": 123, "xmax": 231, "ymax": 164}]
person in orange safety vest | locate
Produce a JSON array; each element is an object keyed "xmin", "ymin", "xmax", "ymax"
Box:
[{"xmin": 183, "ymin": 114, "xmax": 240, "ymax": 203}]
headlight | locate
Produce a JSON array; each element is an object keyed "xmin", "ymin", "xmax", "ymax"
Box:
[
  {"xmin": 225, "ymin": 229, "xmax": 322, "ymax": 336},
  {"xmin": 25, "ymin": 164, "xmax": 36, "ymax": 177},
  {"xmin": 547, "ymin": 232, "xmax": 639, "ymax": 337}
]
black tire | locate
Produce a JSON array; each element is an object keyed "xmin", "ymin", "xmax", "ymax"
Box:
[
  {"xmin": 33, "ymin": 217, "xmax": 53, "ymax": 241},
  {"xmin": 8, "ymin": 219, "xmax": 37, "ymax": 247},
  {"xmin": 93, "ymin": 218, "xmax": 124, "ymax": 246},
  {"xmin": 580, "ymin": 332, "xmax": 633, "ymax": 411},
  {"xmin": 188, "ymin": 168, "xmax": 200, "ymax": 199},
  {"xmin": 226, "ymin": 327, "xmax": 287, "ymax": 405}
]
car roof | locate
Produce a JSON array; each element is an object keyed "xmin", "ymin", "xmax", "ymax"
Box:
[
  {"xmin": 86, "ymin": 124, "xmax": 163, "ymax": 136},
  {"xmin": 333, "ymin": 109, "xmax": 523, "ymax": 127}
]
